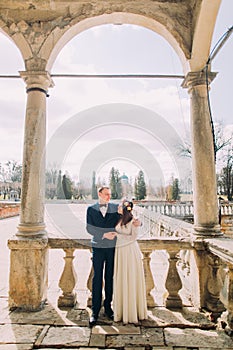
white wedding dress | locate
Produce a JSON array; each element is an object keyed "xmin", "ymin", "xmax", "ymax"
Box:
[{"xmin": 113, "ymin": 220, "xmax": 148, "ymax": 323}]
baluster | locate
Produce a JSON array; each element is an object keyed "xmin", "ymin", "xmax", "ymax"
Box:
[
  {"xmin": 168, "ymin": 205, "xmax": 172, "ymax": 216},
  {"xmin": 226, "ymin": 264, "xmax": 233, "ymax": 331},
  {"xmin": 165, "ymin": 249, "xmax": 183, "ymax": 308},
  {"xmin": 87, "ymin": 259, "xmax": 94, "ymax": 307},
  {"xmin": 58, "ymin": 248, "xmax": 77, "ymax": 307},
  {"xmin": 141, "ymin": 249, "xmax": 156, "ymax": 307},
  {"xmin": 206, "ymin": 253, "xmax": 225, "ymax": 316}
]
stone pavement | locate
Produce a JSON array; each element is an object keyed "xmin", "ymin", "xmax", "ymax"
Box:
[{"xmin": 1, "ymin": 207, "xmax": 233, "ymax": 349}]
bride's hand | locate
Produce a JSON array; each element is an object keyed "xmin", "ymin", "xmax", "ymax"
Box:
[{"xmin": 102, "ymin": 232, "xmax": 117, "ymax": 240}]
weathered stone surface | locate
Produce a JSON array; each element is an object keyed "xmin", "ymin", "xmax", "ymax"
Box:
[
  {"xmin": 124, "ymin": 346, "xmax": 145, "ymax": 350},
  {"xmin": 0, "ymin": 324, "xmax": 43, "ymax": 343},
  {"xmin": 152, "ymin": 347, "xmax": 173, "ymax": 350},
  {"xmin": 144, "ymin": 306, "xmax": 214, "ymax": 328},
  {"xmin": 106, "ymin": 327, "xmax": 164, "ymax": 347},
  {"xmin": 125, "ymin": 348, "xmax": 145, "ymax": 350},
  {"xmin": 41, "ymin": 326, "xmax": 90, "ymax": 347},
  {"xmin": 63, "ymin": 306, "xmax": 90, "ymax": 326},
  {"xmin": 89, "ymin": 333, "xmax": 106, "ymax": 347},
  {"xmin": 6, "ymin": 303, "xmax": 69, "ymax": 325},
  {"xmin": 92, "ymin": 324, "xmax": 141, "ymax": 335},
  {"xmin": 199, "ymin": 348, "xmax": 233, "ymax": 350},
  {"xmin": 0, "ymin": 345, "xmax": 33, "ymax": 350},
  {"xmin": 164, "ymin": 327, "xmax": 233, "ymax": 348}
]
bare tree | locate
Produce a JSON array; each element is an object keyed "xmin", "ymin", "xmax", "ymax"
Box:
[{"xmin": 177, "ymin": 123, "xmax": 232, "ymax": 159}]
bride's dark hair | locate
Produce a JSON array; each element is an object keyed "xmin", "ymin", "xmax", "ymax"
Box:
[{"xmin": 119, "ymin": 199, "xmax": 133, "ymax": 226}]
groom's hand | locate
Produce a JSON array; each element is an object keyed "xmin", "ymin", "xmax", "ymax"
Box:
[{"xmin": 102, "ymin": 232, "xmax": 117, "ymax": 240}]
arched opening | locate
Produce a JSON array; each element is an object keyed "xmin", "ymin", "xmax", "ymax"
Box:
[
  {"xmin": 0, "ymin": 32, "xmax": 25, "ymax": 191},
  {"xmin": 46, "ymin": 13, "xmax": 188, "ymax": 72},
  {"xmin": 47, "ymin": 24, "xmax": 190, "ymax": 203}
]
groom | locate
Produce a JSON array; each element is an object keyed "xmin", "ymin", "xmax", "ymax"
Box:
[{"xmin": 86, "ymin": 186, "xmax": 119, "ymax": 326}]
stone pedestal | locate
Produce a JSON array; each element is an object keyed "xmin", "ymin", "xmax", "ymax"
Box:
[{"xmin": 8, "ymin": 236, "xmax": 48, "ymax": 311}]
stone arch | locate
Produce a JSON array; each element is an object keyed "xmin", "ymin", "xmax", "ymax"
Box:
[
  {"xmin": 78, "ymin": 139, "xmax": 165, "ymax": 189},
  {"xmin": 44, "ymin": 12, "xmax": 188, "ymax": 72},
  {"xmin": 189, "ymin": 0, "xmax": 222, "ymax": 71},
  {"xmin": 0, "ymin": 3, "xmax": 222, "ymax": 73}
]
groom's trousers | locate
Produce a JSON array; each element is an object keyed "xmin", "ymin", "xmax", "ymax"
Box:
[{"xmin": 92, "ymin": 247, "xmax": 115, "ymax": 317}]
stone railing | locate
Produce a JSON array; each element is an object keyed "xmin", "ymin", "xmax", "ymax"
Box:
[
  {"xmin": 135, "ymin": 200, "xmax": 194, "ymax": 220},
  {"xmin": 133, "ymin": 205, "xmax": 193, "ymax": 238},
  {"xmin": 133, "ymin": 205, "xmax": 233, "ymax": 333},
  {"xmin": 220, "ymin": 204, "xmax": 233, "ymax": 235},
  {"xmin": 45, "ymin": 203, "xmax": 233, "ymax": 333},
  {"xmin": 48, "ymin": 236, "xmax": 192, "ymax": 310},
  {"xmin": 0, "ymin": 202, "xmax": 20, "ymax": 219},
  {"xmin": 135, "ymin": 200, "xmax": 233, "ymax": 235},
  {"xmin": 135, "ymin": 200, "xmax": 233, "ymax": 217}
]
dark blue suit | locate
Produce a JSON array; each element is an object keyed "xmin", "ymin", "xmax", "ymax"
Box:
[{"xmin": 86, "ymin": 202, "xmax": 120, "ymax": 317}]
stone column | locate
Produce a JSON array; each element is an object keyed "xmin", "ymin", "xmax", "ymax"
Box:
[
  {"xmin": 8, "ymin": 71, "xmax": 54, "ymax": 310},
  {"xmin": 18, "ymin": 71, "xmax": 53, "ymax": 237},
  {"xmin": 182, "ymin": 71, "xmax": 221, "ymax": 236}
]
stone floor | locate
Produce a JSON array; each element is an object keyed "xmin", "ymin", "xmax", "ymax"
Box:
[{"xmin": 1, "ymin": 204, "xmax": 233, "ymax": 349}]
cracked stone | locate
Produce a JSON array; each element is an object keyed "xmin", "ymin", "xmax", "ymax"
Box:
[{"xmin": 41, "ymin": 326, "xmax": 90, "ymax": 347}]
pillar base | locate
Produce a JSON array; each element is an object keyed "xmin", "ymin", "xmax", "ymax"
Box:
[
  {"xmin": 193, "ymin": 224, "xmax": 222, "ymax": 237},
  {"xmin": 8, "ymin": 235, "xmax": 48, "ymax": 311},
  {"xmin": 17, "ymin": 222, "xmax": 47, "ymax": 237}
]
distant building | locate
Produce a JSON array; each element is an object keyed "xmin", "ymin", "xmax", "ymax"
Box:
[
  {"xmin": 121, "ymin": 173, "xmax": 129, "ymax": 184},
  {"xmin": 120, "ymin": 173, "xmax": 132, "ymax": 198}
]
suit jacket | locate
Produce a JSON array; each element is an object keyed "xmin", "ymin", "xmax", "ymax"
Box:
[{"xmin": 86, "ymin": 202, "xmax": 120, "ymax": 248}]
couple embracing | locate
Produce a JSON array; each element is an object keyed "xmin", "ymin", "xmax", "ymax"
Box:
[{"xmin": 86, "ymin": 186, "xmax": 147, "ymax": 327}]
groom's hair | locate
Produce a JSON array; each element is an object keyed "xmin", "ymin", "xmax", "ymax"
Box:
[{"xmin": 98, "ymin": 186, "xmax": 110, "ymax": 193}]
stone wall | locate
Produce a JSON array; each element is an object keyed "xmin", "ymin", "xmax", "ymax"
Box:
[{"xmin": 0, "ymin": 202, "xmax": 20, "ymax": 219}]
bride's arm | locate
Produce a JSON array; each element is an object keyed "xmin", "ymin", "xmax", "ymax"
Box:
[
  {"xmin": 131, "ymin": 223, "xmax": 139, "ymax": 240},
  {"xmin": 116, "ymin": 222, "xmax": 139, "ymax": 242}
]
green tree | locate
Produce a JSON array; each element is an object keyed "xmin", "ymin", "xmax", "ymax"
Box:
[
  {"xmin": 109, "ymin": 167, "xmax": 118, "ymax": 199},
  {"xmin": 171, "ymin": 178, "xmax": 180, "ymax": 200},
  {"xmin": 91, "ymin": 171, "xmax": 98, "ymax": 199},
  {"xmin": 56, "ymin": 170, "xmax": 65, "ymax": 199},
  {"xmin": 115, "ymin": 168, "xmax": 122, "ymax": 199},
  {"xmin": 134, "ymin": 170, "xmax": 146, "ymax": 200},
  {"xmin": 62, "ymin": 173, "xmax": 72, "ymax": 199}
]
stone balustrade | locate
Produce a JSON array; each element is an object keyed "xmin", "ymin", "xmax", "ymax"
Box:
[
  {"xmin": 48, "ymin": 236, "xmax": 192, "ymax": 310},
  {"xmin": 135, "ymin": 200, "xmax": 233, "ymax": 219},
  {"xmin": 45, "ymin": 205, "xmax": 233, "ymax": 334}
]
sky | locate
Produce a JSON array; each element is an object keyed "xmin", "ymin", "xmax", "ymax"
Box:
[{"xmin": 0, "ymin": 0, "xmax": 232, "ymax": 190}]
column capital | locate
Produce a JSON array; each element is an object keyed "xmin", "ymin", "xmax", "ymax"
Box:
[
  {"xmin": 19, "ymin": 70, "xmax": 54, "ymax": 94},
  {"xmin": 182, "ymin": 70, "xmax": 218, "ymax": 90}
]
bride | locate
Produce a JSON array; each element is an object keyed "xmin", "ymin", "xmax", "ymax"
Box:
[{"xmin": 113, "ymin": 199, "xmax": 148, "ymax": 324}]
